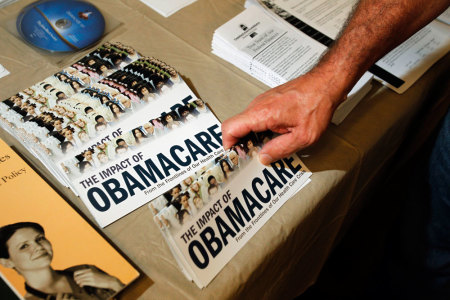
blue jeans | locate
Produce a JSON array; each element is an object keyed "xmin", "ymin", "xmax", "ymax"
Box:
[{"xmin": 426, "ymin": 108, "xmax": 450, "ymax": 298}]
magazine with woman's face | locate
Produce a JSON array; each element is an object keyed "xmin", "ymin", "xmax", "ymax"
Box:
[{"xmin": 0, "ymin": 139, "xmax": 141, "ymax": 299}]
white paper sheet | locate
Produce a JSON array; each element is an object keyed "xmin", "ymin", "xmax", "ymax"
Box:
[
  {"xmin": 140, "ymin": 0, "xmax": 197, "ymax": 17},
  {"xmin": 0, "ymin": 64, "xmax": 10, "ymax": 79}
]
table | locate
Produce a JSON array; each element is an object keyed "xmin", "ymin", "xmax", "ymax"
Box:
[{"xmin": 0, "ymin": 1, "xmax": 448, "ymax": 299}]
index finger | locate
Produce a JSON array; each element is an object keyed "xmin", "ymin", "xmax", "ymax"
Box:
[{"xmin": 221, "ymin": 112, "xmax": 269, "ymax": 149}]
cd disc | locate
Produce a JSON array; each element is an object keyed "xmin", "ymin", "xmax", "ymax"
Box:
[{"xmin": 17, "ymin": 0, "xmax": 105, "ymax": 52}]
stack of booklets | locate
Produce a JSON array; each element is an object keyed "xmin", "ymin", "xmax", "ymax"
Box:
[
  {"xmin": 0, "ymin": 41, "xmax": 312, "ymax": 288},
  {"xmin": 148, "ymin": 130, "xmax": 311, "ymax": 287},
  {"xmin": 0, "ymin": 41, "xmax": 219, "ymax": 226},
  {"xmin": 212, "ymin": 0, "xmax": 450, "ymax": 120},
  {"xmin": 0, "ymin": 138, "xmax": 139, "ymax": 299}
]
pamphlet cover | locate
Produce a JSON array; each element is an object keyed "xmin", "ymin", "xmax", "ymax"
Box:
[
  {"xmin": 0, "ymin": 138, "xmax": 140, "ymax": 299},
  {"xmin": 69, "ymin": 99, "xmax": 222, "ymax": 227},
  {"xmin": 149, "ymin": 132, "xmax": 312, "ymax": 287}
]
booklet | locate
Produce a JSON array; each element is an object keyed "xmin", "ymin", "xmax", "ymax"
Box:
[
  {"xmin": 67, "ymin": 99, "xmax": 222, "ymax": 227},
  {"xmin": 148, "ymin": 132, "xmax": 311, "ymax": 288},
  {"xmin": 0, "ymin": 138, "xmax": 140, "ymax": 299},
  {"xmin": 246, "ymin": 0, "xmax": 450, "ymax": 94}
]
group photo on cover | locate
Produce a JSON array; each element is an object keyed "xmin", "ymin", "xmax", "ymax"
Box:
[
  {"xmin": 60, "ymin": 99, "xmax": 210, "ymax": 178},
  {"xmin": 0, "ymin": 42, "xmax": 183, "ymax": 161},
  {"xmin": 149, "ymin": 131, "xmax": 274, "ymax": 232}
]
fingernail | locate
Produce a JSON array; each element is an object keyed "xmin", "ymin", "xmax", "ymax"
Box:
[{"xmin": 259, "ymin": 153, "xmax": 272, "ymax": 165}]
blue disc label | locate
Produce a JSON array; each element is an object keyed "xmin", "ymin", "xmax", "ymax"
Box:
[{"xmin": 17, "ymin": 0, "xmax": 105, "ymax": 52}]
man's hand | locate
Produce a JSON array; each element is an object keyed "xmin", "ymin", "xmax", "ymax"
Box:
[
  {"xmin": 222, "ymin": 70, "xmax": 346, "ymax": 165},
  {"xmin": 222, "ymin": 0, "xmax": 448, "ymax": 165}
]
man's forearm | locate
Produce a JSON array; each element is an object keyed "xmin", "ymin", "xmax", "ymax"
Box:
[
  {"xmin": 312, "ymin": 0, "xmax": 449, "ymax": 102},
  {"xmin": 221, "ymin": 0, "xmax": 449, "ymax": 163}
]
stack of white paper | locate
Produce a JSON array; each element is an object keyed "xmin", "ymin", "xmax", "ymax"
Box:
[
  {"xmin": 212, "ymin": 6, "xmax": 373, "ymax": 125},
  {"xmin": 212, "ymin": 6, "xmax": 327, "ymax": 88}
]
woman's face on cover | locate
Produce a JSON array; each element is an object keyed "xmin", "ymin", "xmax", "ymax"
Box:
[
  {"xmin": 221, "ymin": 161, "xmax": 229, "ymax": 172},
  {"xmin": 191, "ymin": 182, "xmax": 199, "ymax": 192},
  {"xmin": 193, "ymin": 197, "xmax": 203, "ymax": 209},
  {"xmin": 83, "ymin": 151, "xmax": 93, "ymax": 161},
  {"xmin": 171, "ymin": 187, "xmax": 180, "ymax": 198},
  {"xmin": 64, "ymin": 130, "xmax": 73, "ymax": 140},
  {"xmin": 27, "ymin": 106, "xmax": 35, "ymax": 115},
  {"xmin": 13, "ymin": 98, "xmax": 22, "ymax": 105},
  {"xmin": 72, "ymin": 81, "xmax": 80, "ymax": 89},
  {"xmin": 165, "ymin": 115, "xmax": 173, "ymax": 123},
  {"xmin": 5, "ymin": 228, "xmax": 53, "ymax": 272},
  {"xmin": 181, "ymin": 195, "xmax": 189, "ymax": 208},
  {"xmin": 134, "ymin": 129, "xmax": 142, "ymax": 138},
  {"xmin": 112, "ymin": 104, "xmax": 120, "ymax": 113},
  {"xmin": 184, "ymin": 177, "xmax": 193, "ymax": 186},
  {"xmin": 79, "ymin": 131, "xmax": 89, "ymax": 142},
  {"xmin": 66, "ymin": 111, "xmax": 75, "ymax": 119},
  {"xmin": 24, "ymin": 88, "xmax": 34, "ymax": 95},
  {"xmin": 57, "ymin": 107, "xmax": 66, "ymax": 115},
  {"xmin": 98, "ymin": 152, "xmax": 108, "ymax": 163},
  {"xmin": 75, "ymin": 119, "xmax": 86, "ymax": 128}
]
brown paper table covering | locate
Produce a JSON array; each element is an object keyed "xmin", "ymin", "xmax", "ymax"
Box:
[{"xmin": 0, "ymin": 0, "xmax": 448, "ymax": 299}]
